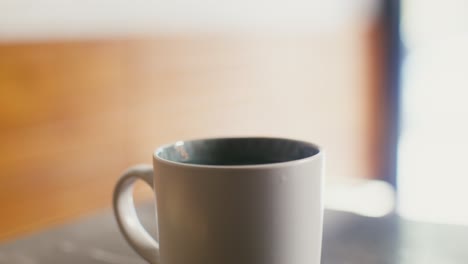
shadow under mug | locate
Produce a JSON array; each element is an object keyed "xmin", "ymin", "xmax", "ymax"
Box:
[{"xmin": 113, "ymin": 137, "xmax": 324, "ymax": 264}]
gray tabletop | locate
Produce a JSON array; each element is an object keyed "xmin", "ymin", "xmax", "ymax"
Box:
[{"xmin": 1, "ymin": 203, "xmax": 467, "ymax": 264}]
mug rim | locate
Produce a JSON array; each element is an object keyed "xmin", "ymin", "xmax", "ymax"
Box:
[{"xmin": 153, "ymin": 137, "xmax": 322, "ymax": 170}]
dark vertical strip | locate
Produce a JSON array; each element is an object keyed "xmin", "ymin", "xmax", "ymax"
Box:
[{"xmin": 381, "ymin": 0, "xmax": 402, "ymax": 187}]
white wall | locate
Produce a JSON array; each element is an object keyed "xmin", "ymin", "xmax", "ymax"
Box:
[{"xmin": 0, "ymin": 0, "xmax": 378, "ymax": 41}]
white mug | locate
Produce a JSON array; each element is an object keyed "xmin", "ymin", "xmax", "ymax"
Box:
[{"xmin": 113, "ymin": 137, "xmax": 324, "ymax": 264}]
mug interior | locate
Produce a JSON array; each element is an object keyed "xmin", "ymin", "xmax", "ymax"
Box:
[{"xmin": 156, "ymin": 138, "xmax": 319, "ymax": 166}]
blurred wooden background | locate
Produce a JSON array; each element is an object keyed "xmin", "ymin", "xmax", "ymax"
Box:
[{"xmin": 0, "ymin": 27, "xmax": 385, "ymax": 240}]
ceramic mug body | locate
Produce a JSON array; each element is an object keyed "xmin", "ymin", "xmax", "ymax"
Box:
[{"xmin": 113, "ymin": 137, "xmax": 324, "ymax": 264}]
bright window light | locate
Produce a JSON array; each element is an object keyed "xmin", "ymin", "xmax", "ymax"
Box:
[{"xmin": 398, "ymin": 0, "xmax": 468, "ymax": 225}]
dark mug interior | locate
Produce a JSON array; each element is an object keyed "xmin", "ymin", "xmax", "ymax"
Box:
[{"xmin": 156, "ymin": 137, "xmax": 320, "ymax": 166}]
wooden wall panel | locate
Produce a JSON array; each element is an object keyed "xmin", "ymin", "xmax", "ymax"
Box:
[{"xmin": 0, "ymin": 32, "xmax": 382, "ymax": 240}]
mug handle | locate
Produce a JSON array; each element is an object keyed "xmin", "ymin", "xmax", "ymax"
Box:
[{"xmin": 113, "ymin": 164, "xmax": 159, "ymax": 264}]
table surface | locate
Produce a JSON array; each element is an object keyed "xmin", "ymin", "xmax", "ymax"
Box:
[{"xmin": 1, "ymin": 203, "xmax": 468, "ymax": 264}]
